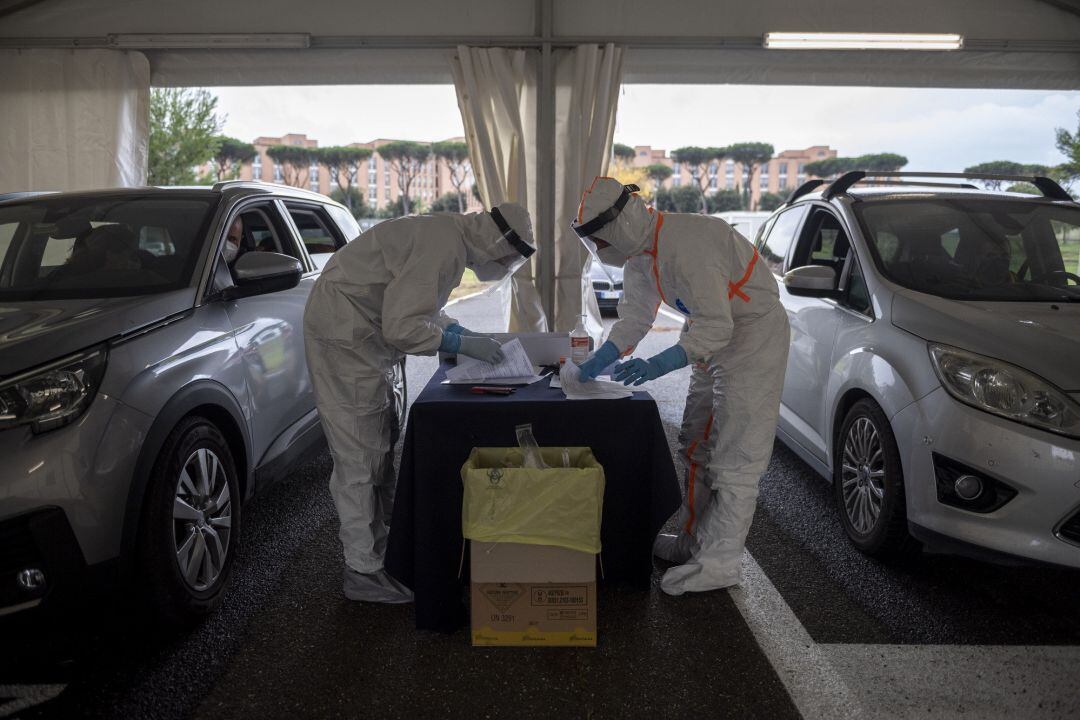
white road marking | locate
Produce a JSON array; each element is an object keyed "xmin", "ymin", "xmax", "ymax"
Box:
[
  {"xmin": 732, "ymin": 553, "xmax": 1080, "ymax": 719},
  {"xmin": 0, "ymin": 684, "xmax": 66, "ymax": 718},
  {"xmin": 730, "ymin": 554, "xmax": 864, "ymax": 719},
  {"xmin": 445, "ymin": 288, "xmax": 488, "ymax": 307}
]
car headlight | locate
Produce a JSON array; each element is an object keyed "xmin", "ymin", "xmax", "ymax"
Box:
[
  {"xmin": 928, "ymin": 343, "xmax": 1080, "ymax": 439},
  {"xmin": 0, "ymin": 346, "xmax": 108, "ymax": 433}
]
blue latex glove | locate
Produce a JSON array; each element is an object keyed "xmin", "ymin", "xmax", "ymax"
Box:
[
  {"xmin": 613, "ymin": 345, "xmax": 688, "ymax": 386},
  {"xmin": 446, "ymin": 323, "xmax": 495, "ymax": 339},
  {"xmin": 576, "ymin": 340, "xmax": 620, "ymax": 382},
  {"xmin": 438, "ymin": 329, "xmax": 462, "ymax": 353}
]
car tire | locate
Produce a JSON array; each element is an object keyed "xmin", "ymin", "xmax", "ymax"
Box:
[
  {"xmin": 833, "ymin": 398, "xmax": 919, "ymax": 558},
  {"xmin": 138, "ymin": 415, "xmax": 241, "ymax": 623}
]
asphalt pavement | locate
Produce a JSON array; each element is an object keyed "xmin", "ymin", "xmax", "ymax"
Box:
[{"xmin": 3, "ymin": 292, "xmax": 1079, "ymax": 719}]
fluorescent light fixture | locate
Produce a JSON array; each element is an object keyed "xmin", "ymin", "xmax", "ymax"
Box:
[
  {"xmin": 109, "ymin": 34, "xmax": 311, "ymax": 49},
  {"xmin": 763, "ymin": 32, "xmax": 963, "ymax": 51}
]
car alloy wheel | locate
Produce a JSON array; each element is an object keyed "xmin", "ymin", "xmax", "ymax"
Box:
[
  {"xmin": 172, "ymin": 447, "xmax": 233, "ymax": 592},
  {"xmin": 833, "ymin": 398, "xmax": 918, "ymax": 558},
  {"xmin": 840, "ymin": 417, "xmax": 886, "ymax": 535}
]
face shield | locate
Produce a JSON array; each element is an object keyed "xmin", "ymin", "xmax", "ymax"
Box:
[
  {"xmin": 471, "ymin": 206, "xmax": 535, "ymax": 282},
  {"xmin": 571, "ymin": 184, "xmax": 639, "ymax": 282}
]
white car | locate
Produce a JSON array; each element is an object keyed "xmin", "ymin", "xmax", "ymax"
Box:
[
  {"xmin": 589, "ymin": 260, "xmax": 623, "ymax": 314},
  {"xmin": 759, "ymin": 171, "xmax": 1080, "ymax": 567}
]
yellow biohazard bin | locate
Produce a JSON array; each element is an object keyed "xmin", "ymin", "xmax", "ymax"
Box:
[{"xmin": 462, "ymin": 447, "xmax": 605, "ymax": 647}]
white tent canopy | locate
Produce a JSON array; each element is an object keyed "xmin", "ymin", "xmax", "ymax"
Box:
[
  {"xmin": 2, "ymin": 0, "xmax": 1078, "ymax": 88},
  {"xmin": 2, "ymin": 0, "xmax": 1079, "ymax": 329}
]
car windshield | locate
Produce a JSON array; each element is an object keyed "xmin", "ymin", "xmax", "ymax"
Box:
[
  {"xmin": 0, "ymin": 194, "xmax": 218, "ymax": 301},
  {"xmin": 855, "ymin": 198, "xmax": 1080, "ymax": 303}
]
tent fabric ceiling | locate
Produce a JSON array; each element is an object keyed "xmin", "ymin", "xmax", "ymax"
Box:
[{"xmin": 1, "ymin": 0, "xmax": 1079, "ymax": 88}]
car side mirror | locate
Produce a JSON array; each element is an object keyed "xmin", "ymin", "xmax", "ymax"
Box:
[
  {"xmin": 226, "ymin": 251, "xmax": 303, "ymax": 299},
  {"xmin": 783, "ymin": 264, "xmax": 838, "ymax": 299}
]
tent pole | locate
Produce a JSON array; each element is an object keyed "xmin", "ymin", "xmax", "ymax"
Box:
[{"xmin": 535, "ymin": 0, "xmax": 557, "ymax": 330}]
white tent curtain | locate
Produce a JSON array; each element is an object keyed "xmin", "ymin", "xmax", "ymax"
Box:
[
  {"xmin": 448, "ymin": 46, "xmax": 548, "ymax": 333},
  {"xmin": 553, "ymin": 43, "xmax": 624, "ymax": 338},
  {"xmin": 0, "ymin": 49, "xmax": 150, "ymax": 193}
]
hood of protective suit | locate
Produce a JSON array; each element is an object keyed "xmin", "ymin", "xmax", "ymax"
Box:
[
  {"xmin": 576, "ymin": 177, "xmax": 656, "ymax": 260},
  {"xmin": 456, "ymin": 201, "xmax": 535, "ymax": 280}
]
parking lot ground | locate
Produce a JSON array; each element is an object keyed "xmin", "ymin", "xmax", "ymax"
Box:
[{"xmin": 3, "ymin": 292, "xmax": 1080, "ymax": 719}]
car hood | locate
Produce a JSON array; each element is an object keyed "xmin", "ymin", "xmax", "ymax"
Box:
[
  {"xmin": 891, "ymin": 291, "xmax": 1080, "ymax": 392},
  {"xmin": 589, "ymin": 263, "xmax": 624, "ymax": 283},
  {"xmin": 0, "ymin": 289, "xmax": 196, "ymax": 377}
]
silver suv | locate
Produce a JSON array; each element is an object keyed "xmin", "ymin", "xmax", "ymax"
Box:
[
  {"xmin": 0, "ymin": 182, "xmax": 401, "ymax": 620},
  {"xmin": 759, "ymin": 172, "xmax": 1080, "ymax": 568}
]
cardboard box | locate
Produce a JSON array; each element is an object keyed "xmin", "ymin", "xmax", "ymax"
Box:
[{"xmin": 470, "ymin": 541, "xmax": 597, "ymax": 647}]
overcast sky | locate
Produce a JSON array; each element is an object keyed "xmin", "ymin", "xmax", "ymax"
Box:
[{"xmin": 210, "ymin": 84, "xmax": 1079, "ymax": 171}]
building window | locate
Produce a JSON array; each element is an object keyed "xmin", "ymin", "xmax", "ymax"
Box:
[
  {"xmin": 368, "ymin": 184, "xmax": 377, "ymax": 204},
  {"xmin": 253, "ymin": 154, "xmax": 262, "ymax": 179},
  {"xmin": 760, "ymin": 163, "xmax": 770, "ymax": 190},
  {"xmin": 273, "ymin": 162, "xmax": 282, "ymax": 183},
  {"xmin": 368, "ymin": 163, "xmax": 377, "ymax": 183},
  {"xmin": 725, "ymin": 160, "xmax": 734, "ymax": 189},
  {"xmin": 797, "ymin": 162, "xmax": 807, "ymax": 184},
  {"xmin": 709, "ymin": 177, "xmax": 718, "ymax": 190},
  {"xmin": 779, "ymin": 163, "xmax": 789, "ymax": 189},
  {"xmin": 309, "ymin": 162, "xmax": 319, "ymax": 192}
]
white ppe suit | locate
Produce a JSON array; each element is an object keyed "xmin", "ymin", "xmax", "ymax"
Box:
[
  {"xmin": 303, "ymin": 206, "xmax": 534, "ymax": 583},
  {"xmin": 576, "ymin": 177, "xmax": 790, "ymax": 595}
]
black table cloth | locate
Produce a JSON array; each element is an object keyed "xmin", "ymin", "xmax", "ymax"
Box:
[{"xmin": 384, "ymin": 362, "xmax": 681, "ymax": 632}]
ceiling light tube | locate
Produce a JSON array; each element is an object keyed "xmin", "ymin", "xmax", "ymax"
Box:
[
  {"xmin": 763, "ymin": 32, "xmax": 963, "ymax": 51},
  {"xmin": 108, "ymin": 34, "xmax": 311, "ymax": 49}
]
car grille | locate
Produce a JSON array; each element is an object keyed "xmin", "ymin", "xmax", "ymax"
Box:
[
  {"xmin": 1057, "ymin": 508, "xmax": 1080, "ymax": 547},
  {"xmin": 592, "ymin": 281, "xmax": 623, "ymax": 292}
]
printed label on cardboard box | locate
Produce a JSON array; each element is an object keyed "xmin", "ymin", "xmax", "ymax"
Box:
[
  {"xmin": 531, "ymin": 586, "xmax": 588, "ymax": 607},
  {"xmin": 481, "ymin": 584, "xmax": 524, "ymax": 613}
]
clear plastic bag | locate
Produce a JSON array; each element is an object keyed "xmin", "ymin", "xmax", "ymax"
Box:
[{"xmin": 515, "ymin": 423, "xmax": 550, "ymax": 469}]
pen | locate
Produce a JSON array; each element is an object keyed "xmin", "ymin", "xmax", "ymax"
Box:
[{"xmin": 470, "ymin": 386, "xmax": 516, "ymax": 395}]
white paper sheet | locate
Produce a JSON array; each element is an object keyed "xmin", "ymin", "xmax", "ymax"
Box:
[
  {"xmin": 559, "ymin": 361, "xmax": 633, "ymax": 400},
  {"xmin": 445, "ymin": 338, "xmax": 542, "ymax": 385}
]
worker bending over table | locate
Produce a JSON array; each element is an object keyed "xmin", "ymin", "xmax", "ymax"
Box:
[
  {"xmin": 572, "ymin": 177, "xmax": 790, "ymax": 596},
  {"xmin": 304, "ymin": 204, "xmax": 536, "ymax": 604}
]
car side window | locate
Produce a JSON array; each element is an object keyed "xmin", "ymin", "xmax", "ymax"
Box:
[
  {"xmin": 790, "ymin": 208, "xmax": 851, "ymax": 279},
  {"xmin": 285, "ymin": 205, "xmax": 345, "ymax": 258},
  {"xmin": 758, "ymin": 206, "xmax": 806, "ymax": 274},
  {"xmin": 844, "ymin": 258, "xmax": 873, "ymax": 317},
  {"xmin": 325, "ymin": 204, "xmax": 361, "ymax": 243},
  {"xmin": 235, "ymin": 206, "xmax": 304, "ymax": 258}
]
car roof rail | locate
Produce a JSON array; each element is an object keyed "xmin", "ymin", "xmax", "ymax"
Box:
[
  {"xmin": 783, "ymin": 179, "xmax": 826, "ymax": 205},
  {"xmin": 822, "ymin": 171, "xmax": 1073, "ymax": 201},
  {"xmin": 211, "ymin": 179, "xmax": 270, "ymax": 193}
]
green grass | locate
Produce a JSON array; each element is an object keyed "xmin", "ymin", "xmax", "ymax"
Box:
[{"xmin": 449, "ymin": 268, "xmax": 493, "ymax": 301}]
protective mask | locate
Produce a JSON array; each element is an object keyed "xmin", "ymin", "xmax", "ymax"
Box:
[
  {"xmin": 472, "ymin": 259, "xmax": 512, "ymax": 282},
  {"xmin": 222, "ymin": 241, "xmax": 239, "ymax": 265},
  {"xmin": 597, "ymin": 244, "xmax": 628, "ymax": 267}
]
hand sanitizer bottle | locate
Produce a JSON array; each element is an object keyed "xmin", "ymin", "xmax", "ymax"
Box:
[{"xmin": 570, "ymin": 314, "xmax": 590, "ymax": 365}]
